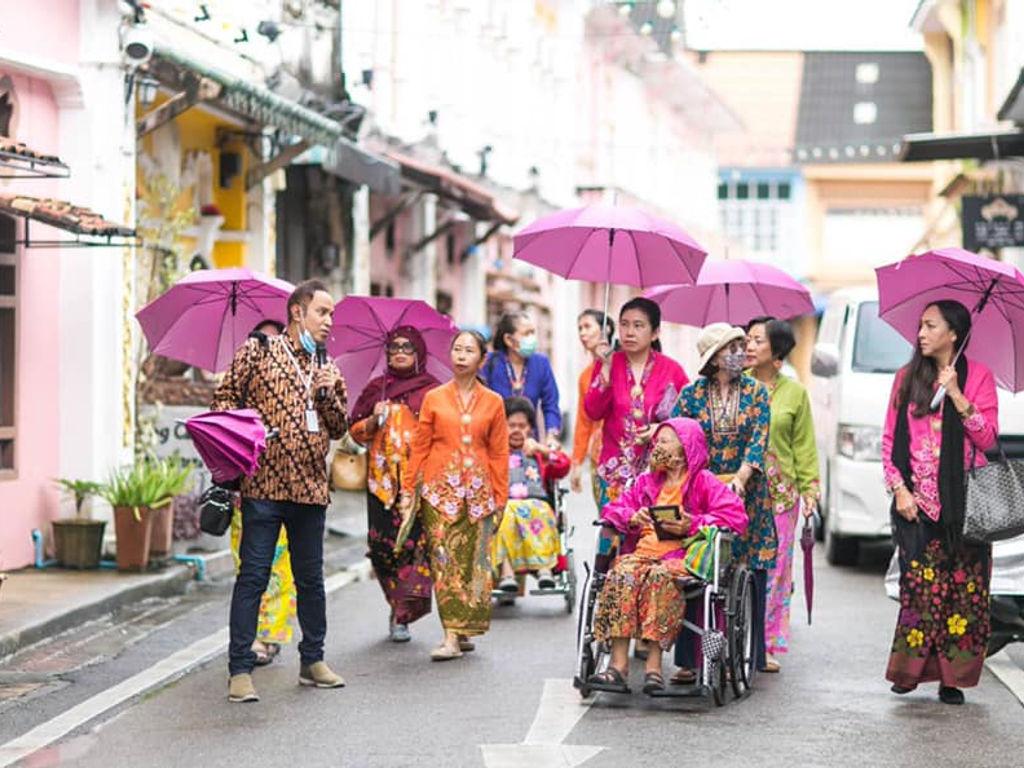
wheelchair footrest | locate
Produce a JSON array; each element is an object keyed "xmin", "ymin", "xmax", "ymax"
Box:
[
  {"xmin": 529, "ymin": 587, "xmax": 569, "ymax": 596},
  {"xmin": 648, "ymin": 684, "xmax": 710, "ymax": 699}
]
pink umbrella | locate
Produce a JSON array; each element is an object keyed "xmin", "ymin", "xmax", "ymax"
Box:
[
  {"xmin": 328, "ymin": 296, "xmax": 458, "ymax": 408},
  {"xmin": 876, "ymin": 247, "xmax": 1024, "ymax": 396},
  {"xmin": 184, "ymin": 409, "xmax": 268, "ymax": 485},
  {"xmin": 513, "ymin": 204, "xmax": 707, "ymax": 323},
  {"xmin": 136, "ymin": 268, "xmax": 294, "ymax": 373},
  {"xmin": 645, "ymin": 259, "xmax": 813, "ymax": 327}
]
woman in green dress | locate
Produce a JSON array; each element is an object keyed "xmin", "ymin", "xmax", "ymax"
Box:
[{"xmin": 746, "ymin": 317, "xmax": 819, "ymax": 672}]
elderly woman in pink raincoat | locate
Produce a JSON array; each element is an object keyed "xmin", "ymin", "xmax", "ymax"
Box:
[{"xmin": 586, "ymin": 417, "xmax": 748, "ymax": 695}]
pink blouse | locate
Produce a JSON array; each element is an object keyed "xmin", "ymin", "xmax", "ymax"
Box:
[{"xmin": 881, "ymin": 359, "xmax": 998, "ymax": 522}]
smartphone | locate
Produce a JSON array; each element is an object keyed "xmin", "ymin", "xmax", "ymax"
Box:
[{"xmin": 649, "ymin": 504, "xmax": 681, "ymax": 540}]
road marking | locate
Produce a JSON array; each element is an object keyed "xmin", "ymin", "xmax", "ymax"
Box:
[
  {"xmin": 985, "ymin": 650, "xmax": 1024, "ymax": 707},
  {"xmin": 481, "ymin": 679, "xmax": 604, "ymax": 768},
  {"xmin": 0, "ymin": 558, "xmax": 372, "ymax": 768}
]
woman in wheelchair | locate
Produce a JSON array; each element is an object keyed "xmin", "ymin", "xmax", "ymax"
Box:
[
  {"xmin": 587, "ymin": 417, "xmax": 747, "ymax": 695},
  {"xmin": 494, "ymin": 397, "xmax": 571, "ymax": 595}
]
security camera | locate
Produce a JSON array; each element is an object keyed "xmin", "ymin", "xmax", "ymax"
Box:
[{"xmin": 122, "ymin": 23, "xmax": 153, "ymax": 65}]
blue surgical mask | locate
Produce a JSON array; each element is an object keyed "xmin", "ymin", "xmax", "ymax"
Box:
[
  {"xmin": 518, "ymin": 335, "xmax": 538, "ymax": 357},
  {"xmin": 299, "ymin": 329, "xmax": 317, "ymax": 355}
]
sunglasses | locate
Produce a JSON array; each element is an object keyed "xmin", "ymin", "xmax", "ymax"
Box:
[{"xmin": 387, "ymin": 342, "xmax": 416, "ymax": 354}]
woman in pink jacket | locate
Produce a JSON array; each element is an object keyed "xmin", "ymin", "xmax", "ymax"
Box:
[{"xmin": 587, "ymin": 417, "xmax": 747, "ymax": 695}]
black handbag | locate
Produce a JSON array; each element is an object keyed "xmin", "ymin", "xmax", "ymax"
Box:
[
  {"xmin": 198, "ymin": 484, "xmax": 235, "ymax": 536},
  {"xmin": 963, "ymin": 443, "xmax": 1024, "ymax": 543}
]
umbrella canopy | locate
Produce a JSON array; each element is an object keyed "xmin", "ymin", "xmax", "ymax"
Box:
[
  {"xmin": 184, "ymin": 409, "xmax": 268, "ymax": 485},
  {"xmin": 800, "ymin": 516, "xmax": 815, "ymax": 625},
  {"xmin": 512, "ymin": 204, "xmax": 707, "ymax": 288},
  {"xmin": 327, "ymin": 296, "xmax": 458, "ymax": 408},
  {"xmin": 645, "ymin": 259, "xmax": 813, "ymax": 327},
  {"xmin": 136, "ymin": 268, "xmax": 294, "ymax": 373},
  {"xmin": 876, "ymin": 248, "xmax": 1024, "ymax": 392}
]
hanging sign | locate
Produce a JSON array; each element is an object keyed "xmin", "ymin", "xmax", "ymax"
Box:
[{"xmin": 962, "ymin": 195, "xmax": 1024, "ymax": 251}]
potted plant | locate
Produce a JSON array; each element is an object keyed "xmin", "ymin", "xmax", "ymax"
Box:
[
  {"xmin": 100, "ymin": 458, "xmax": 192, "ymax": 572},
  {"xmin": 149, "ymin": 459, "xmax": 194, "ymax": 560},
  {"xmin": 53, "ymin": 479, "xmax": 106, "ymax": 568}
]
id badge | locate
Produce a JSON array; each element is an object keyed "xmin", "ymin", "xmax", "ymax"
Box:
[{"xmin": 305, "ymin": 408, "xmax": 320, "ymax": 433}]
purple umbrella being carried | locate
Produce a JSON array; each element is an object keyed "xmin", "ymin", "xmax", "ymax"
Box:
[{"xmin": 184, "ymin": 409, "xmax": 268, "ymax": 485}]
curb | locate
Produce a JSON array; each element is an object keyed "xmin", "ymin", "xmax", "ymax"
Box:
[{"xmin": 0, "ymin": 565, "xmax": 195, "ymax": 661}]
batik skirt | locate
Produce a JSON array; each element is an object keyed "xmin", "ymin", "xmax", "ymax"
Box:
[
  {"xmin": 493, "ymin": 498, "xmax": 560, "ymax": 573},
  {"xmin": 367, "ymin": 492, "xmax": 432, "ymax": 626},
  {"xmin": 593, "ymin": 554, "xmax": 689, "ymax": 650}
]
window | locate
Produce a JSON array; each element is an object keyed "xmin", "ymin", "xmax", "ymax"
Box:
[
  {"xmin": 756, "ymin": 182, "xmax": 770, "ymax": 200},
  {"xmin": 853, "ymin": 101, "xmax": 878, "ymax": 125},
  {"xmin": 716, "ymin": 182, "xmax": 728, "ymax": 200},
  {"xmin": 855, "ymin": 62, "xmax": 879, "ymax": 85},
  {"xmin": 446, "ymin": 231, "xmax": 456, "ymax": 266},
  {"xmin": 385, "ymin": 222, "xmax": 396, "ymax": 257},
  {"xmin": 852, "ymin": 301, "xmax": 911, "ymax": 373},
  {"xmin": 735, "ymin": 182, "xmax": 749, "ymax": 200},
  {"xmin": 0, "ymin": 213, "xmax": 15, "ymax": 476},
  {"xmin": 777, "ymin": 182, "xmax": 791, "ymax": 200}
]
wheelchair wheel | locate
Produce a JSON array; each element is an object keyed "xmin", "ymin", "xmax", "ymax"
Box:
[
  {"xmin": 574, "ymin": 569, "xmax": 606, "ymax": 699},
  {"xmin": 564, "ymin": 549, "xmax": 577, "ymax": 614},
  {"xmin": 727, "ymin": 565, "xmax": 756, "ymax": 699},
  {"xmin": 711, "ymin": 656, "xmax": 727, "ymax": 707}
]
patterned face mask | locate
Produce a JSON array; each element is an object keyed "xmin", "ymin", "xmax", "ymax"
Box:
[
  {"xmin": 650, "ymin": 444, "xmax": 684, "ymax": 471},
  {"xmin": 721, "ymin": 351, "xmax": 746, "ymax": 376}
]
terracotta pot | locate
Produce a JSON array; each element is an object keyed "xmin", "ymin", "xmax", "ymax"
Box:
[
  {"xmin": 52, "ymin": 519, "xmax": 107, "ymax": 569},
  {"xmin": 149, "ymin": 504, "xmax": 173, "ymax": 559},
  {"xmin": 113, "ymin": 506, "xmax": 154, "ymax": 572}
]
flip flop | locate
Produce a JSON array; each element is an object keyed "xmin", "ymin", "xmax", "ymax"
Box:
[
  {"xmin": 586, "ymin": 667, "xmax": 630, "ymax": 694},
  {"xmin": 670, "ymin": 667, "xmax": 696, "ymax": 685}
]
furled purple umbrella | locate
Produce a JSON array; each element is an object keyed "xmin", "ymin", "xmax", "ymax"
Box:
[
  {"xmin": 137, "ymin": 268, "xmax": 294, "ymax": 373},
  {"xmin": 801, "ymin": 515, "xmax": 815, "ymax": 625},
  {"xmin": 513, "ymin": 204, "xmax": 707, "ymax": 326},
  {"xmin": 327, "ymin": 296, "xmax": 458, "ymax": 409},
  {"xmin": 876, "ymin": 247, "xmax": 1024, "ymax": 402},
  {"xmin": 184, "ymin": 409, "xmax": 268, "ymax": 485},
  {"xmin": 645, "ymin": 259, "xmax": 814, "ymax": 327}
]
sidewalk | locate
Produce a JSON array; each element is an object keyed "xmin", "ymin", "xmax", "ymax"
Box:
[{"xmin": 0, "ymin": 490, "xmax": 368, "ymax": 661}]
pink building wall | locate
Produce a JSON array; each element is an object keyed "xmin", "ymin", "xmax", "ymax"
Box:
[{"xmin": 0, "ymin": 2, "xmax": 80, "ymax": 568}]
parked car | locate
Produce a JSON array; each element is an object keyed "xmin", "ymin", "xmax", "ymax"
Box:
[{"xmin": 810, "ymin": 286, "xmax": 1024, "ymax": 565}]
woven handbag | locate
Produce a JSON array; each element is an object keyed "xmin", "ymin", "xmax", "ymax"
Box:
[{"xmin": 963, "ymin": 443, "xmax": 1024, "ymax": 544}]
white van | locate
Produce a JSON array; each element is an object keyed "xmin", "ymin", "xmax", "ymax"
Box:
[{"xmin": 811, "ymin": 286, "xmax": 1024, "ymax": 565}]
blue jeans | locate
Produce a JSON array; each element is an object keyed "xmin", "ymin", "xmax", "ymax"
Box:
[{"xmin": 229, "ymin": 498, "xmax": 326, "ymax": 676}]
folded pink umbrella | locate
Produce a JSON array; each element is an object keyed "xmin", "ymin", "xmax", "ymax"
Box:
[
  {"xmin": 645, "ymin": 259, "xmax": 813, "ymax": 327},
  {"xmin": 513, "ymin": 204, "xmax": 707, "ymax": 323},
  {"xmin": 801, "ymin": 516, "xmax": 815, "ymax": 625},
  {"xmin": 137, "ymin": 268, "xmax": 294, "ymax": 373},
  {"xmin": 184, "ymin": 409, "xmax": 268, "ymax": 485},
  {"xmin": 876, "ymin": 247, "xmax": 1024, "ymax": 395},
  {"xmin": 327, "ymin": 296, "xmax": 457, "ymax": 409}
]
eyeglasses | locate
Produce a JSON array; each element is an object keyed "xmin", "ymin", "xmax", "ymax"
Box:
[{"xmin": 387, "ymin": 342, "xmax": 416, "ymax": 354}]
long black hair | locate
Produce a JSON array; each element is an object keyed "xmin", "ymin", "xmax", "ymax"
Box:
[
  {"xmin": 895, "ymin": 300, "xmax": 972, "ymax": 417},
  {"xmin": 493, "ymin": 311, "xmax": 529, "ymax": 353},
  {"xmin": 619, "ymin": 297, "xmax": 662, "ymax": 353},
  {"xmin": 578, "ymin": 309, "xmax": 615, "ymax": 344}
]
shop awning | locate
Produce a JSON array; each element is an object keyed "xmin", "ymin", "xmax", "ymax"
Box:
[
  {"xmin": 0, "ymin": 137, "xmax": 70, "ymax": 179},
  {"xmin": 0, "ymin": 193, "xmax": 137, "ymax": 247},
  {"xmin": 386, "ymin": 151, "xmax": 519, "ymax": 225},
  {"xmin": 148, "ymin": 46, "xmax": 401, "ymax": 193},
  {"xmin": 898, "ymin": 129, "xmax": 1024, "ymax": 162}
]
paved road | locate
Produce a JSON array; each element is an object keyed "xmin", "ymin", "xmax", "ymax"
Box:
[{"xmin": 4, "ymin": 491, "xmax": 1024, "ymax": 768}]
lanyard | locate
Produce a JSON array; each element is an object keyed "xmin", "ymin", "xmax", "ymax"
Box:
[{"xmin": 279, "ymin": 337, "xmax": 315, "ymax": 404}]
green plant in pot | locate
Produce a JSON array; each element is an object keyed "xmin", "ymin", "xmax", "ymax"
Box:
[
  {"xmin": 148, "ymin": 459, "xmax": 194, "ymax": 560},
  {"xmin": 100, "ymin": 458, "xmax": 193, "ymax": 572},
  {"xmin": 53, "ymin": 479, "xmax": 106, "ymax": 569}
]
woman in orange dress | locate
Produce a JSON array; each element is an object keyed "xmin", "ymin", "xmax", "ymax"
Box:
[
  {"xmin": 349, "ymin": 326, "xmax": 439, "ymax": 643},
  {"xmin": 570, "ymin": 310, "xmax": 614, "ymax": 507},
  {"xmin": 399, "ymin": 331, "xmax": 510, "ymax": 661}
]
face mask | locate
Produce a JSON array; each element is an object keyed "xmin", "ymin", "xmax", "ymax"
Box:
[
  {"xmin": 650, "ymin": 445, "xmax": 682, "ymax": 472},
  {"xmin": 518, "ymin": 335, "xmax": 538, "ymax": 357},
  {"xmin": 722, "ymin": 351, "xmax": 746, "ymax": 376},
  {"xmin": 299, "ymin": 329, "xmax": 317, "ymax": 355}
]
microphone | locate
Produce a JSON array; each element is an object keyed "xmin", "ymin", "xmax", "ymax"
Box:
[{"xmin": 316, "ymin": 343, "xmax": 328, "ymax": 399}]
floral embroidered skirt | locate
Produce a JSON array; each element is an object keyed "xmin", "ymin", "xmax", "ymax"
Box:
[
  {"xmin": 421, "ymin": 501, "xmax": 496, "ymax": 637},
  {"xmin": 230, "ymin": 507, "xmax": 295, "ymax": 645},
  {"xmin": 593, "ymin": 554, "xmax": 689, "ymax": 650},
  {"xmin": 367, "ymin": 492, "xmax": 432, "ymax": 626},
  {"xmin": 887, "ymin": 514, "xmax": 991, "ymax": 689},
  {"xmin": 765, "ymin": 500, "xmax": 800, "ymax": 655},
  {"xmin": 493, "ymin": 498, "xmax": 560, "ymax": 573}
]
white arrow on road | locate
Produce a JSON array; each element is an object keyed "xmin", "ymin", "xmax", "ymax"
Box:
[{"xmin": 480, "ymin": 678, "xmax": 604, "ymax": 768}]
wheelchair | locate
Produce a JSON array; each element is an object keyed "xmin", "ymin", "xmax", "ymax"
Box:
[
  {"xmin": 573, "ymin": 522, "xmax": 756, "ymax": 706},
  {"xmin": 491, "ymin": 483, "xmax": 578, "ymax": 614}
]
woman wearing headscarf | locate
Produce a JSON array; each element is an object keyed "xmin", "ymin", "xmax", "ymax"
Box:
[
  {"xmin": 746, "ymin": 317, "xmax": 819, "ymax": 671},
  {"xmin": 349, "ymin": 326, "xmax": 440, "ymax": 643},
  {"xmin": 669, "ymin": 323, "xmax": 773, "ymax": 683},
  {"xmin": 483, "ymin": 311, "xmax": 562, "ymax": 441},
  {"xmin": 399, "ymin": 331, "xmax": 510, "ymax": 661},
  {"xmin": 882, "ymin": 301, "xmax": 997, "ymax": 705}
]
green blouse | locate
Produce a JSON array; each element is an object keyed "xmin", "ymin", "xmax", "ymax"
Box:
[{"xmin": 766, "ymin": 375, "xmax": 820, "ymax": 502}]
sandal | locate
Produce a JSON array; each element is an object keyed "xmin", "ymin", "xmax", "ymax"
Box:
[
  {"xmin": 761, "ymin": 659, "xmax": 780, "ymax": 673},
  {"xmin": 457, "ymin": 635, "xmax": 475, "ymax": 652},
  {"xmin": 670, "ymin": 667, "xmax": 696, "ymax": 685},
  {"xmin": 642, "ymin": 671, "xmax": 666, "ymax": 695},
  {"xmin": 253, "ymin": 641, "xmax": 280, "ymax": 667},
  {"xmin": 586, "ymin": 666, "xmax": 630, "ymax": 694},
  {"xmin": 498, "ymin": 576, "xmax": 519, "ymax": 593}
]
